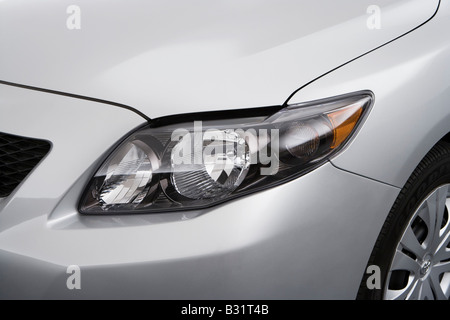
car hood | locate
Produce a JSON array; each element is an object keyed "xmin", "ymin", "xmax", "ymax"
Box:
[{"xmin": 0, "ymin": 0, "xmax": 439, "ymax": 119}]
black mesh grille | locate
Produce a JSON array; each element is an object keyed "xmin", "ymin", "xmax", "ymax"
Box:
[{"xmin": 0, "ymin": 132, "xmax": 51, "ymax": 198}]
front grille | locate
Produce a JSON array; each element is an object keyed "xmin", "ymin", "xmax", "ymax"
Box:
[{"xmin": 0, "ymin": 132, "xmax": 51, "ymax": 197}]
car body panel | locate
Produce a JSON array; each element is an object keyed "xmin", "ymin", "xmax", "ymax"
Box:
[
  {"xmin": 0, "ymin": 0, "xmax": 440, "ymax": 118},
  {"xmin": 288, "ymin": 0, "xmax": 450, "ymax": 188}
]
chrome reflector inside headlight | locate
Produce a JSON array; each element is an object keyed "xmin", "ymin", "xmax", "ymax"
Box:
[
  {"xmin": 80, "ymin": 91, "xmax": 373, "ymax": 214},
  {"xmin": 170, "ymin": 129, "xmax": 251, "ymax": 200}
]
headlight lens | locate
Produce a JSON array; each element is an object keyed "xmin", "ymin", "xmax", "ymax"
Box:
[
  {"xmin": 80, "ymin": 91, "xmax": 373, "ymax": 214},
  {"xmin": 170, "ymin": 129, "xmax": 251, "ymax": 200}
]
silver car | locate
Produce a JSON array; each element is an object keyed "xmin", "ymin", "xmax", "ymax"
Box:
[{"xmin": 0, "ymin": 0, "xmax": 449, "ymax": 300}]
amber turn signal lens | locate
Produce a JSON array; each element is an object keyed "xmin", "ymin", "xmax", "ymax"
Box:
[{"xmin": 327, "ymin": 104, "xmax": 364, "ymax": 149}]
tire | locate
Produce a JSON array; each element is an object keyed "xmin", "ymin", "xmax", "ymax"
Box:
[{"xmin": 357, "ymin": 140, "xmax": 450, "ymax": 300}]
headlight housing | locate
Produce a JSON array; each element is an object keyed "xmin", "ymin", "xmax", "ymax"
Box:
[{"xmin": 80, "ymin": 91, "xmax": 373, "ymax": 214}]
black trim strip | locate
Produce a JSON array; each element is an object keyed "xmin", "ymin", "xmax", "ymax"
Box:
[
  {"xmin": 0, "ymin": 80, "xmax": 151, "ymax": 122},
  {"xmin": 283, "ymin": 0, "xmax": 442, "ymax": 106},
  {"xmin": 148, "ymin": 105, "xmax": 282, "ymax": 128}
]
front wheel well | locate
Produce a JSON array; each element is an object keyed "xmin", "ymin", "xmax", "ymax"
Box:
[{"xmin": 442, "ymin": 132, "xmax": 450, "ymax": 144}]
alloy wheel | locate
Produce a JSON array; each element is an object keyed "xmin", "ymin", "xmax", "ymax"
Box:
[{"xmin": 385, "ymin": 184, "xmax": 450, "ymax": 300}]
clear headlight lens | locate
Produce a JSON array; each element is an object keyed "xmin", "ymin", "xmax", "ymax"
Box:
[{"xmin": 80, "ymin": 91, "xmax": 373, "ymax": 214}]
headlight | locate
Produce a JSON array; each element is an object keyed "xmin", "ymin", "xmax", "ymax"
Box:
[{"xmin": 80, "ymin": 91, "xmax": 373, "ymax": 214}]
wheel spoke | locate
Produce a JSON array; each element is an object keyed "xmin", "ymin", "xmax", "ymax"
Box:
[
  {"xmin": 419, "ymin": 279, "xmax": 434, "ymax": 300},
  {"xmin": 440, "ymin": 204, "xmax": 450, "ymax": 241},
  {"xmin": 433, "ymin": 217, "xmax": 450, "ymax": 261},
  {"xmin": 429, "ymin": 186, "xmax": 449, "ymax": 250},
  {"xmin": 391, "ymin": 249, "xmax": 420, "ymax": 274},
  {"xmin": 429, "ymin": 271, "xmax": 449, "ymax": 300},
  {"xmin": 400, "ymin": 225, "xmax": 426, "ymax": 258},
  {"xmin": 405, "ymin": 279, "xmax": 421, "ymax": 300},
  {"xmin": 434, "ymin": 245, "xmax": 450, "ymax": 262},
  {"xmin": 433, "ymin": 261, "xmax": 450, "ymax": 276},
  {"xmin": 423, "ymin": 196, "xmax": 438, "ymax": 249},
  {"xmin": 385, "ymin": 279, "xmax": 415, "ymax": 300}
]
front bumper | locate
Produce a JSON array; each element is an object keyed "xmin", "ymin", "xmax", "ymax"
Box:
[{"xmin": 0, "ymin": 84, "xmax": 399, "ymax": 299}]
